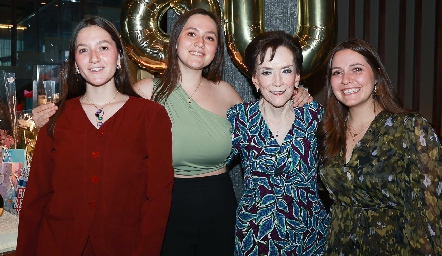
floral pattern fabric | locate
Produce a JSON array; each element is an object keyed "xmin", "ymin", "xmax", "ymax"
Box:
[
  {"xmin": 319, "ymin": 111, "xmax": 442, "ymax": 255},
  {"xmin": 227, "ymin": 100, "xmax": 329, "ymax": 256}
]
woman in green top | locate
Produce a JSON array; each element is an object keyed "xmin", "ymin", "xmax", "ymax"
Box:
[{"xmin": 317, "ymin": 38, "xmax": 442, "ymax": 255}]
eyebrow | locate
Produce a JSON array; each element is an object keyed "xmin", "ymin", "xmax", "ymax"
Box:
[
  {"xmin": 184, "ymin": 27, "xmax": 217, "ymax": 37},
  {"xmin": 258, "ymin": 64, "xmax": 295, "ymax": 70},
  {"xmin": 76, "ymin": 40, "xmax": 112, "ymax": 49},
  {"xmin": 332, "ymin": 63, "xmax": 365, "ymax": 70}
]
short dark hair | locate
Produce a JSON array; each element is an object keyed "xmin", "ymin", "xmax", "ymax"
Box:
[{"xmin": 244, "ymin": 31, "xmax": 303, "ymax": 77}]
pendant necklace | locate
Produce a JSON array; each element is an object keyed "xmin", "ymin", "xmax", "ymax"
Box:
[
  {"xmin": 187, "ymin": 80, "xmax": 202, "ymax": 103},
  {"xmin": 274, "ymin": 117, "xmax": 288, "ymax": 138},
  {"xmin": 347, "ymin": 122, "xmax": 371, "ymax": 142},
  {"xmin": 261, "ymin": 100, "xmax": 292, "ymax": 138},
  {"xmin": 273, "ymin": 118, "xmax": 284, "ymax": 138},
  {"xmin": 83, "ymin": 91, "xmax": 119, "ymax": 127}
]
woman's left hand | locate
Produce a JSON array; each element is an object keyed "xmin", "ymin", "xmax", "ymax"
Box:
[{"xmin": 293, "ymin": 87, "xmax": 313, "ymax": 107}]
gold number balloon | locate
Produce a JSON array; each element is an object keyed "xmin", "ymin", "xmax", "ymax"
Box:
[
  {"xmin": 121, "ymin": 0, "xmax": 170, "ymax": 72},
  {"xmin": 121, "ymin": 0, "xmax": 335, "ymax": 79},
  {"xmin": 121, "ymin": 0, "xmax": 222, "ymax": 73},
  {"xmin": 224, "ymin": 0, "xmax": 336, "ymax": 80}
]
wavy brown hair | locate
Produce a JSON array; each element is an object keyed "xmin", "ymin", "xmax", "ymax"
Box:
[
  {"xmin": 153, "ymin": 8, "xmax": 224, "ymax": 103},
  {"xmin": 47, "ymin": 16, "xmax": 139, "ymax": 137},
  {"xmin": 317, "ymin": 38, "xmax": 410, "ymax": 165}
]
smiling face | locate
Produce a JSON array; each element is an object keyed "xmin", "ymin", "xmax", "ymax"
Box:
[
  {"xmin": 252, "ymin": 46, "xmax": 300, "ymax": 109},
  {"xmin": 330, "ymin": 49, "xmax": 377, "ymax": 109},
  {"xmin": 176, "ymin": 14, "xmax": 218, "ymax": 71},
  {"xmin": 75, "ymin": 25, "xmax": 120, "ymax": 87}
]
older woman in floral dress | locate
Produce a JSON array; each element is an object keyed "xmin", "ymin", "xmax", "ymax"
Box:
[{"xmin": 227, "ymin": 31, "xmax": 328, "ymax": 255}]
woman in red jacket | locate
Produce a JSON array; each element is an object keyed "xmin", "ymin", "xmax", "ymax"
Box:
[{"xmin": 16, "ymin": 16, "xmax": 173, "ymax": 255}]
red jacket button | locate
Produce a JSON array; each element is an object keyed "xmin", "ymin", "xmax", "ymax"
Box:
[
  {"xmin": 99, "ymin": 131, "xmax": 104, "ymax": 137},
  {"xmin": 91, "ymin": 151, "xmax": 100, "ymax": 158},
  {"xmin": 91, "ymin": 176, "xmax": 99, "ymax": 183},
  {"xmin": 89, "ymin": 201, "xmax": 97, "ymax": 209}
]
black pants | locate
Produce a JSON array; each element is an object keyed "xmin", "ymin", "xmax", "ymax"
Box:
[{"xmin": 161, "ymin": 172, "xmax": 237, "ymax": 256}]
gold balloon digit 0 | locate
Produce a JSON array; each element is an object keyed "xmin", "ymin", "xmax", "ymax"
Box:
[
  {"xmin": 121, "ymin": 0, "xmax": 222, "ymax": 73},
  {"xmin": 121, "ymin": 0, "xmax": 169, "ymax": 73},
  {"xmin": 224, "ymin": 0, "xmax": 336, "ymax": 80}
]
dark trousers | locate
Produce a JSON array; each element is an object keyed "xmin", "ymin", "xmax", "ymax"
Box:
[{"xmin": 161, "ymin": 172, "xmax": 237, "ymax": 256}]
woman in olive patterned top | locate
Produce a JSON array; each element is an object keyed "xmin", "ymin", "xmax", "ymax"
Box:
[{"xmin": 317, "ymin": 38, "xmax": 442, "ymax": 255}]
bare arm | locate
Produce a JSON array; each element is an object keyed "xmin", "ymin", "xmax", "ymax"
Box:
[{"xmin": 133, "ymin": 78, "xmax": 154, "ymax": 100}]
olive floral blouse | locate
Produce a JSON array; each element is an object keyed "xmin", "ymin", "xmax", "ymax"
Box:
[{"xmin": 319, "ymin": 111, "xmax": 442, "ymax": 255}]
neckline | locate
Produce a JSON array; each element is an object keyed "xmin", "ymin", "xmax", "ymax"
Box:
[
  {"xmin": 343, "ymin": 109, "xmax": 387, "ymax": 165},
  {"xmin": 82, "ymin": 91, "xmax": 120, "ymax": 128},
  {"xmin": 78, "ymin": 95, "xmax": 130, "ymax": 130},
  {"xmin": 176, "ymin": 86, "xmax": 229, "ymax": 122},
  {"xmin": 256, "ymin": 100, "xmax": 294, "ymax": 146}
]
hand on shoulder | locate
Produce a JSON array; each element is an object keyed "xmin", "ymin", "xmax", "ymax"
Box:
[
  {"xmin": 133, "ymin": 78, "xmax": 154, "ymax": 100},
  {"xmin": 292, "ymin": 87, "xmax": 313, "ymax": 107}
]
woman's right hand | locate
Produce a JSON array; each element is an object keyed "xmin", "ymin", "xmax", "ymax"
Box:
[{"xmin": 32, "ymin": 103, "xmax": 58, "ymax": 128}]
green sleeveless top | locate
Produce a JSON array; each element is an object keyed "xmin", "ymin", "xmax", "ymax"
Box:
[{"xmin": 159, "ymin": 83, "xmax": 232, "ymax": 176}]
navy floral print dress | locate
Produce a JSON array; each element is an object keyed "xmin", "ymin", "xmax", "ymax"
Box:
[
  {"xmin": 319, "ymin": 111, "xmax": 442, "ymax": 255},
  {"xmin": 227, "ymin": 100, "xmax": 329, "ymax": 256}
]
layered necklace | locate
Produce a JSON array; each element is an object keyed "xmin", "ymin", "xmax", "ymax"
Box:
[{"xmin": 83, "ymin": 91, "xmax": 119, "ymax": 127}]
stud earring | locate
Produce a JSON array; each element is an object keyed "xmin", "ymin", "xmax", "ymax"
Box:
[{"xmin": 117, "ymin": 63, "xmax": 121, "ymax": 70}]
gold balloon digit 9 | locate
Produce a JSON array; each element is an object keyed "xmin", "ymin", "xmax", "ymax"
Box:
[
  {"xmin": 120, "ymin": 0, "xmax": 222, "ymax": 73},
  {"xmin": 224, "ymin": 0, "xmax": 336, "ymax": 80},
  {"xmin": 121, "ymin": 0, "xmax": 336, "ymax": 80}
]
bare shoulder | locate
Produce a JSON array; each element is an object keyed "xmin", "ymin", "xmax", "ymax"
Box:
[
  {"xmin": 198, "ymin": 79, "xmax": 243, "ymax": 117},
  {"xmin": 133, "ymin": 78, "xmax": 154, "ymax": 99},
  {"xmin": 214, "ymin": 80, "xmax": 243, "ymax": 106}
]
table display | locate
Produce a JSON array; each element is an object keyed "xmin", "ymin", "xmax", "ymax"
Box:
[
  {"xmin": 0, "ymin": 210, "xmax": 18, "ymax": 254},
  {"xmin": 0, "ymin": 71, "xmax": 36, "ymax": 255}
]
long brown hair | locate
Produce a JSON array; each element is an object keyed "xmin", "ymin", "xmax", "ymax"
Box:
[
  {"xmin": 317, "ymin": 38, "xmax": 410, "ymax": 164},
  {"xmin": 47, "ymin": 16, "xmax": 139, "ymax": 137},
  {"xmin": 153, "ymin": 8, "xmax": 224, "ymax": 103}
]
